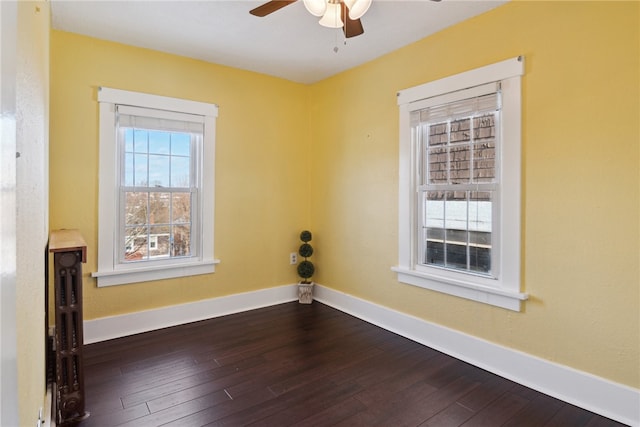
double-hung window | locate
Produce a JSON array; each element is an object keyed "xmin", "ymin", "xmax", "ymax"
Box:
[
  {"xmin": 417, "ymin": 84, "xmax": 502, "ymax": 277},
  {"xmin": 93, "ymin": 88, "xmax": 219, "ymax": 287},
  {"xmin": 394, "ymin": 57, "xmax": 527, "ymax": 311}
]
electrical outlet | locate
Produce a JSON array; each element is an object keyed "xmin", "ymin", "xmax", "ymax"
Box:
[{"xmin": 289, "ymin": 252, "xmax": 297, "ymax": 265}]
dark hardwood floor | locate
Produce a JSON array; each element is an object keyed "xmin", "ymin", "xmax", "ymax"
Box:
[{"xmin": 79, "ymin": 302, "xmax": 627, "ymax": 427}]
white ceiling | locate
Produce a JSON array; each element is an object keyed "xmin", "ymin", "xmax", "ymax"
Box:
[{"xmin": 50, "ymin": 0, "xmax": 507, "ymax": 84}]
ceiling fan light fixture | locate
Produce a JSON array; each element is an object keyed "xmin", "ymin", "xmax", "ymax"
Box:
[
  {"xmin": 318, "ymin": 2, "xmax": 343, "ymax": 28},
  {"xmin": 303, "ymin": 0, "xmax": 327, "ymax": 17},
  {"xmin": 343, "ymin": 0, "xmax": 371, "ymax": 19}
]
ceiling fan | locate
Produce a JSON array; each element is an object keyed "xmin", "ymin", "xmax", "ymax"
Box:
[
  {"xmin": 249, "ymin": 0, "xmax": 370, "ymax": 39},
  {"xmin": 250, "ymin": 0, "xmax": 442, "ymax": 39}
]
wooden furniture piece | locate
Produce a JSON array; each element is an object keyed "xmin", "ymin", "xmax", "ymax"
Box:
[{"xmin": 49, "ymin": 229, "xmax": 90, "ymax": 425}]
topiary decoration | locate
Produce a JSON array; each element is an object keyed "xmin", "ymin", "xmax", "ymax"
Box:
[
  {"xmin": 300, "ymin": 230, "xmax": 312, "ymax": 243},
  {"xmin": 297, "ymin": 261, "xmax": 315, "ymax": 281},
  {"xmin": 299, "ymin": 243, "xmax": 313, "ymax": 258},
  {"xmin": 297, "ymin": 230, "xmax": 314, "ymax": 284}
]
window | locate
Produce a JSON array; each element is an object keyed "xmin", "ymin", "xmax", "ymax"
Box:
[
  {"xmin": 419, "ymin": 87, "xmax": 499, "ymax": 278},
  {"xmin": 93, "ymin": 88, "xmax": 219, "ymax": 287},
  {"xmin": 393, "ymin": 57, "xmax": 527, "ymax": 311}
]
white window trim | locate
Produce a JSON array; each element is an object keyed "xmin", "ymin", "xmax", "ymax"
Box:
[
  {"xmin": 393, "ymin": 57, "xmax": 527, "ymax": 311},
  {"xmin": 93, "ymin": 87, "xmax": 220, "ymax": 287}
]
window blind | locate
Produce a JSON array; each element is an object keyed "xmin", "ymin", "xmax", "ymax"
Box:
[
  {"xmin": 410, "ymin": 82, "xmax": 500, "ymax": 126},
  {"xmin": 418, "ymin": 92, "xmax": 499, "ymax": 123},
  {"xmin": 117, "ymin": 105, "xmax": 204, "ymax": 133}
]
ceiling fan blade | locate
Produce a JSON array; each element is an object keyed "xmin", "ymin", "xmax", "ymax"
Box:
[
  {"xmin": 341, "ymin": 3, "xmax": 364, "ymax": 38},
  {"xmin": 250, "ymin": 0, "xmax": 297, "ymax": 17}
]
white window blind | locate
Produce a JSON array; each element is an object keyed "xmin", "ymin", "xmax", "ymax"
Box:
[
  {"xmin": 410, "ymin": 82, "xmax": 499, "ymax": 123},
  {"xmin": 117, "ymin": 105, "xmax": 204, "ymax": 133},
  {"xmin": 415, "ymin": 93, "xmax": 499, "ymax": 124}
]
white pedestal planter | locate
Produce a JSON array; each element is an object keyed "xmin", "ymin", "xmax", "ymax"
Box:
[{"xmin": 298, "ymin": 282, "xmax": 314, "ymax": 304}]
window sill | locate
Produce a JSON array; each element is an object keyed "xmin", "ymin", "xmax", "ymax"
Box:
[
  {"xmin": 391, "ymin": 266, "xmax": 527, "ymax": 312},
  {"xmin": 92, "ymin": 258, "xmax": 220, "ymax": 287}
]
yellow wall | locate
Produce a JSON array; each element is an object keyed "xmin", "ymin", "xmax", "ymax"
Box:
[
  {"xmin": 50, "ymin": 31, "xmax": 310, "ymax": 319},
  {"xmin": 49, "ymin": 0, "xmax": 639, "ymax": 393},
  {"xmin": 309, "ymin": 1, "xmax": 639, "ymax": 388}
]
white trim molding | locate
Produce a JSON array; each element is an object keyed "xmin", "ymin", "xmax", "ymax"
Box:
[
  {"xmin": 313, "ymin": 284, "xmax": 640, "ymax": 427},
  {"xmin": 83, "ymin": 284, "xmax": 298, "ymax": 344}
]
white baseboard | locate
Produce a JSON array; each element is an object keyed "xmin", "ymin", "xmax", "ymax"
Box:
[
  {"xmin": 82, "ymin": 282, "xmax": 639, "ymax": 426},
  {"xmin": 312, "ymin": 284, "xmax": 639, "ymax": 427},
  {"xmin": 83, "ymin": 284, "xmax": 298, "ymax": 344}
]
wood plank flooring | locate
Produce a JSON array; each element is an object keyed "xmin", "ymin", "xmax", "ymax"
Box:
[{"xmin": 79, "ymin": 302, "xmax": 627, "ymax": 427}]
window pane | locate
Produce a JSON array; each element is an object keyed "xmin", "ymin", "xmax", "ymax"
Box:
[
  {"xmin": 133, "ymin": 129, "xmax": 148, "ymax": 153},
  {"xmin": 450, "ymin": 118, "xmax": 471, "ymax": 144},
  {"xmin": 469, "ymin": 191, "xmax": 492, "ymax": 233},
  {"xmin": 444, "ymin": 191, "xmax": 468, "ymax": 271},
  {"xmin": 124, "ymin": 128, "xmax": 134, "ymax": 153},
  {"xmin": 449, "ymin": 145, "xmax": 470, "ymax": 184},
  {"xmin": 424, "ymin": 191, "xmax": 445, "ymax": 266},
  {"xmin": 149, "ymin": 192, "xmax": 170, "ymax": 224},
  {"xmin": 427, "ymin": 123, "xmax": 448, "ymax": 184},
  {"xmin": 171, "ymin": 156, "xmax": 190, "ymax": 187},
  {"xmin": 469, "ymin": 191, "xmax": 492, "ymax": 273},
  {"xmin": 425, "ymin": 236, "xmax": 444, "ymax": 267},
  {"xmin": 149, "ymin": 225, "xmax": 170, "ymax": 257},
  {"xmin": 124, "ymin": 152, "xmax": 134, "ymax": 186},
  {"xmin": 473, "ymin": 141, "xmax": 495, "ymax": 183},
  {"xmin": 449, "ymin": 118, "xmax": 471, "ymax": 185},
  {"xmin": 444, "ymin": 191, "xmax": 466, "ymax": 231},
  {"xmin": 125, "ymin": 192, "xmax": 148, "ymax": 225},
  {"xmin": 148, "ymin": 154, "xmax": 170, "ymax": 187},
  {"xmin": 171, "ymin": 133, "xmax": 190, "ymax": 156},
  {"xmin": 473, "ymin": 113, "xmax": 496, "ymax": 183},
  {"xmin": 124, "ymin": 226, "xmax": 148, "ymax": 261},
  {"xmin": 149, "ymin": 131, "xmax": 170, "ymax": 155},
  {"xmin": 428, "ymin": 147, "xmax": 447, "ymax": 184},
  {"xmin": 172, "ymin": 192, "xmax": 191, "ymax": 224},
  {"xmin": 172, "ymin": 225, "xmax": 191, "ymax": 257},
  {"xmin": 428, "ymin": 122, "xmax": 447, "ymax": 146},
  {"xmin": 469, "ymin": 241, "xmax": 491, "ymax": 273},
  {"xmin": 134, "ymin": 153, "xmax": 148, "ymax": 186},
  {"xmin": 473, "ymin": 114, "xmax": 495, "ymax": 140},
  {"xmin": 424, "ymin": 191, "xmax": 445, "ymax": 228}
]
